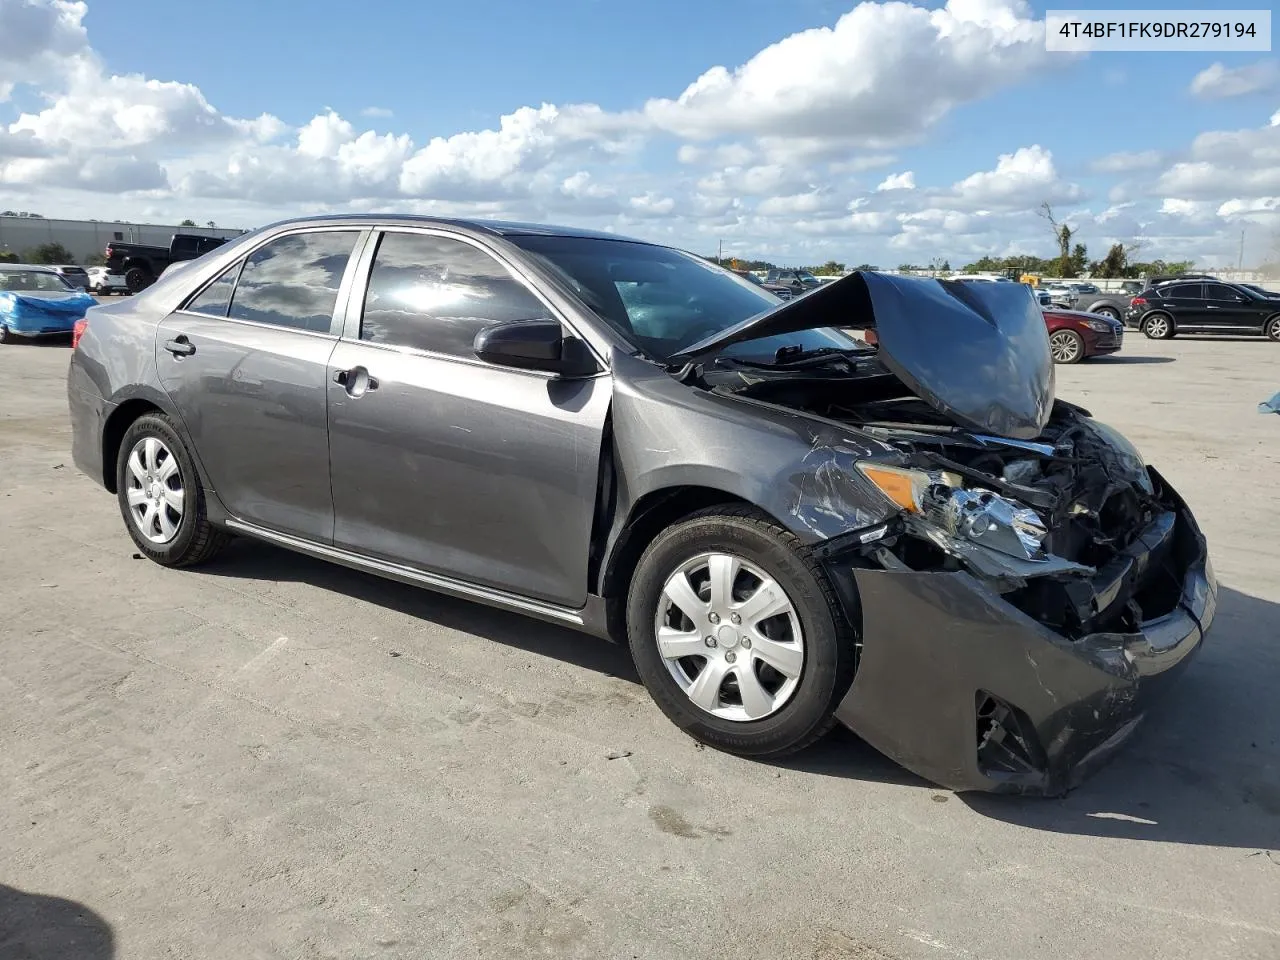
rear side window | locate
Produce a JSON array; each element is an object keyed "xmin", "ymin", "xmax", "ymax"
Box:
[
  {"xmin": 228, "ymin": 231, "xmax": 360, "ymax": 333},
  {"xmin": 1162, "ymin": 283, "xmax": 1202, "ymax": 299},
  {"xmin": 359, "ymin": 232, "xmax": 549, "ymax": 358},
  {"xmin": 185, "ymin": 262, "xmax": 241, "ymax": 317}
]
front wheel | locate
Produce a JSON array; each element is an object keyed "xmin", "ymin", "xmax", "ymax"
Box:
[
  {"xmin": 0, "ymin": 325, "xmax": 11, "ymax": 344},
  {"xmin": 1266, "ymin": 316, "xmax": 1280, "ymax": 342},
  {"xmin": 626, "ymin": 506, "xmax": 856, "ymax": 759},
  {"xmin": 1049, "ymin": 329, "xmax": 1085, "ymax": 364},
  {"xmin": 116, "ymin": 413, "xmax": 229, "ymax": 567},
  {"xmin": 1091, "ymin": 306, "xmax": 1120, "ymax": 321}
]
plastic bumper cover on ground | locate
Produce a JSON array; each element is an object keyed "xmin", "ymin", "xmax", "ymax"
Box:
[{"xmin": 832, "ymin": 479, "xmax": 1215, "ymax": 796}]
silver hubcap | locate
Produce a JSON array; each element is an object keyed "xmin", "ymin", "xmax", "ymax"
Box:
[
  {"xmin": 1146, "ymin": 317, "xmax": 1168, "ymax": 338},
  {"xmin": 1269, "ymin": 319, "xmax": 1280, "ymax": 339},
  {"xmin": 1050, "ymin": 332, "xmax": 1081, "ymax": 362},
  {"xmin": 125, "ymin": 436, "xmax": 184, "ymax": 544},
  {"xmin": 655, "ymin": 553, "xmax": 805, "ymax": 722}
]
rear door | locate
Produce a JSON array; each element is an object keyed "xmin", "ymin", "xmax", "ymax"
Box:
[
  {"xmin": 326, "ymin": 228, "xmax": 611, "ymax": 607},
  {"xmin": 1157, "ymin": 283, "xmax": 1207, "ymax": 328},
  {"xmin": 155, "ymin": 227, "xmax": 366, "ymax": 541}
]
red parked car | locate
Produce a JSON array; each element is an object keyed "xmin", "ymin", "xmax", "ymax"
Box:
[{"xmin": 1042, "ymin": 308, "xmax": 1124, "ymax": 364}]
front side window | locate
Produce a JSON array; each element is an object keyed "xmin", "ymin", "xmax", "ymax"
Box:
[
  {"xmin": 509, "ymin": 234, "xmax": 798, "ymax": 362},
  {"xmin": 359, "ymin": 232, "xmax": 549, "ymax": 358},
  {"xmin": 227, "ymin": 231, "xmax": 359, "ymax": 332},
  {"xmin": 1204, "ymin": 283, "xmax": 1241, "ymax": 301}
]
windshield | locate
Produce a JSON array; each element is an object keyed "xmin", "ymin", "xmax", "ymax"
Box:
[
  {"xmin": 508, "ymin": 235, "xmax": 852, "ymax": 362},
  {"xmin": 0, "ymin": 270, "xmax": 74, "ymax": 292}
]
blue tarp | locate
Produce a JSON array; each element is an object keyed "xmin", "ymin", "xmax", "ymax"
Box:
[{"xmin": 0, "ymin": 291, "xmax": 96, "ymax": 335}]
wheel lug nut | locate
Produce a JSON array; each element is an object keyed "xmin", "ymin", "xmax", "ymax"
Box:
[
  {"xmin": 725, "ymin": 651, "xmax": 737, "ymax": 664},
  {"xmin": 730, "ymin": 613, "xmax": 741, "ymax": 624},
  {"xmin": 741, "ymin": 637, "xmax": 751, "ymax": 649},
  {"xmin": 704, "ymin": 636, "xmax": 717, "ymax": 648},
  {"xmin": 708, "ymin": 612, "xmax": 720, "ymax": 624}
]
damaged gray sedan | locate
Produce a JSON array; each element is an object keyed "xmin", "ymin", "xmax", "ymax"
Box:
[{"xmin": 67, "ymin": 216, "xmax": 1215, "ymax": 795}]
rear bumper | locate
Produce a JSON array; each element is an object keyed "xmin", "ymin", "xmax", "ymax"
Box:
[
  {"xmin": 831, "ymin": 471, "xmax": 1214, "ymax": 796},
  {"xmin": 68, "ymin": 361, "xmax": 111, "ymax": 488}
]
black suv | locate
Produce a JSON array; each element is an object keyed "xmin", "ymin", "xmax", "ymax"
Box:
[{"xmin": 1125, "ymin": 279, "xmax": 1280, "ymax": 341}]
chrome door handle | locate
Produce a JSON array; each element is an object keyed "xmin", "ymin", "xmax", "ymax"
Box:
[
  {"xmin": 163, "ymin": 336, "xmax": 195, "ymax": 357},
  {"xmin": 334, "ymin": 366, "xmax": 378, "ymax": 397}
]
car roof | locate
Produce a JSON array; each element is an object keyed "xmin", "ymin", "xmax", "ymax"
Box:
[
  {"xmin": 0, "ymin": 263, "xmax": 57, "ymax": 272},
  {"xmin": 256, "ymin": 213, "xmax": 646, "ymax": 244}
]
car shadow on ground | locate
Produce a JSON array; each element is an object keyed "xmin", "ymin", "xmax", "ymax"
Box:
[
  {"xmin": 203, "ymin": 543, "xmax": 1280, "ymax": 847},
  {"xmin": 3, "ymin": 335, "xmax": 72, "ymax": 348},
  {"xmin": 0, "ymin": 884, "xmax": 114, "ymax": 958},
  {"xmin": 1089, "ymin": 355, "xmax": 1175, "ymax": 364},
  {"xmin": 204, "ymin": 538, "xmax": 641, "ymax": 682}
]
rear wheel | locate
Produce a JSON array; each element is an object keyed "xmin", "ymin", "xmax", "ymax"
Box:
[
  {"xmin": 116, "ymin": 413, "xmax": 229, "ymax": 567},
  {"xmin": 1266, "ymin": 316, "xmax": 1280, "ymax": 342},
  {"xmin": 1141, "ymin": 313, "xmax": 1174, "ymax": 340},
  {"xmin": 626, "ymin": 506, "xmax": 856, "ymax": 759},
  {"xmin": 1049, "ymin": 329, "xmax": 1085, "ymax": 364},
  {"xmin": 1091, "ymin": 305, "xmax": 1120, "ymax": 321},
  {"xmin": 124, "ymin": 267, "xmax": 151, "ymax": 294}
]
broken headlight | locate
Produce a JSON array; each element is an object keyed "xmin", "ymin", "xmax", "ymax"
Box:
[{"xmin": 856, "ymin": 463, "xmax": 1049, "ymax": 562}]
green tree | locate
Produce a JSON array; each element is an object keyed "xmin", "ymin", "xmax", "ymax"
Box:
[
  {"xmin": 0, "ymin": 250, "xmax": 19, "ymax": 263},
  {"xmin": 896, "ymin": 263, "xmax": 920, "ymax": 272},
  {"xmin": 811, "ymin": 260, "xmax": 846, "ymax": 276},
  {"xmin": 1069, "ymin": 242, "xmax": 1089, "ymax": 277},
  {"xmin": 180, "ymin": 218, "xmax": 197, "ymax": 226},
  {"xmin": 852, "ymin": 263, "xmax": 878, "ymax": 272},
  {"xmin": 84, "ymin": 252, "xmax": 107, "ymax": 266},
  {"xmin": 24, "ymin": 242, "xmax": 75, "ymax": 264},
  {"xmin": 1090, "ymin": 243, "xmax": 1129, "ymax": 278}
]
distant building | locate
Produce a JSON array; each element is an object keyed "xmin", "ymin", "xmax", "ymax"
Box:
[{"xmin": 0, "ymin": 215, "xmax": 247, "ymax": 264}]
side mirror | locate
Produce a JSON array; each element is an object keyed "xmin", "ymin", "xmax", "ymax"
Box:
[{"xmin": 474, "ymin": 319, "xmax": 599, "ymax": 377}]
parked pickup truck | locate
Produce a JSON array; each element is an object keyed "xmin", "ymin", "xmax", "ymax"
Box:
[
  {"xmin": 104, "ymin": 233, "xmax": 230, "ymax": 292},
  {"xmin": 1042, "ymin": 280, "xmax": 1145, "ymax": 320}
]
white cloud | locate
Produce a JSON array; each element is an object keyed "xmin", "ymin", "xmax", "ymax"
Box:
[
  {"xmin": 876, "ymin": 171, "xmax": 915, "ymax": 191},
  {"xmin": 361, "ymin": 106, "xmax": 393, "ymax": 119},
  {"xmin": 950, "ymin": 145, "xmax": 1080, "ymax": 209},
  {"xmin": 640, "ymin": 0, "xmax": 1050, "ymax": 147},
  {"xmin": 1189, "ymin": 60, "xmax": 1279, "ymax": 99},
  {"xmin": 0, "ymin": 0, "xmax": 89, "ymax": 100}
]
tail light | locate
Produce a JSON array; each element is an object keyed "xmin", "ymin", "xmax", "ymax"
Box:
[
  {"xmin": 1129, "ymin": 296, "xmax": 1147, "ymax": 306},
  {"xmin": 72, "ymin": 318, "xmax": 88, "ymax": 349}
]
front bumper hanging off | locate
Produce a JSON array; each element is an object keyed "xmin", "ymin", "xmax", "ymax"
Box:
[{"xmin": 830, "ymin": 469, "xmax": 1215, "ymax": 796}]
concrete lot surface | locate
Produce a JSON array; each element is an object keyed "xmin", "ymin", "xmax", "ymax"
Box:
[{"xmin": 1, "ymin": 334, "xmax": 1278, "ymax": 960}]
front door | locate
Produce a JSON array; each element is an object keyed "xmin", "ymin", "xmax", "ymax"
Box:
[
  {"xmin": 326, "ymin": 229, "xmax": 610, "ymax": 608},
  {"xmin": 1202, "ymin": 282, "xmax": 1254, "ymax": 331},
  {"xmin": 155, "ymin": 228, "xmax": 365, "ymax": 541}
]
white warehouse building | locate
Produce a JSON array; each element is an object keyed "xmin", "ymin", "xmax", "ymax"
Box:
[{"xmin": 0, "ymin": 215, "xmax": 247, "ymax": 264}]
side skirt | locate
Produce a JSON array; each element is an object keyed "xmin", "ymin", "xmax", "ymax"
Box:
[{"xmin": 223, "ymin": 519, "xmax": 615, "ymax": 640}]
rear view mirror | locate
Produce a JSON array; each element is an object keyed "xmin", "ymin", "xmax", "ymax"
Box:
[{"xmin": 474, "ymin": 319, "xmax": 599, "ymax": 377}]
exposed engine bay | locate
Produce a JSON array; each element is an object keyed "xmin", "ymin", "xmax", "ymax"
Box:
[{"xmin": 703, "ymin": 350, "xmax": 1185, "ymax": 640}]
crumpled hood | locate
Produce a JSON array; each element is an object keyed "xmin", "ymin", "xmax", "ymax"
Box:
[
  {"xmin": 1, "ymin": 291, "xmax": 95, "ymax": 315},
  {"xmin": 676, "ymin": 270, "xmax": 1056, "ymax": 440}
]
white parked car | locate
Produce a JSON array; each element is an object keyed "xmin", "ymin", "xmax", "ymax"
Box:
[{"xmin": 85, "ymin": 266, "xmax": 129, "ymax": 296}]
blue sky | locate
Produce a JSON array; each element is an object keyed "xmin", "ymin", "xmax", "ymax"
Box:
[{"xmin": 3, "ymin": 0, "xmax": 1278, "ymax": 266}]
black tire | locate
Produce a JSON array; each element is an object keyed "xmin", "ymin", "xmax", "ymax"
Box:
[
  {"xmin": 0, "ymin": 325, "xmax": 11, "ymax": 344},
  {"xmin": 1091, "ymin": 305, "xmax": 1120, "ymax": 321},
  {"xmin": 116, "ymin": 413, "xmax": 229, "ymax": 567},
  {"xmin": 626, "ymin": 505, "xmax": 856, "ymax": 759},
  {"xmin": 1141, "ymin": 313, "xmax": 1175, "ymax": 340},
  {"xmin": 1049, "ymin": 329, "xmax": 1085, "ymax": 364},
  {"xmin": 124, "ymin": 266, "xmax": 151, "ymax": 294},
  {"xmin": 1266, "ymin": 315, "xmax": 1280, "ymax": 342}
]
